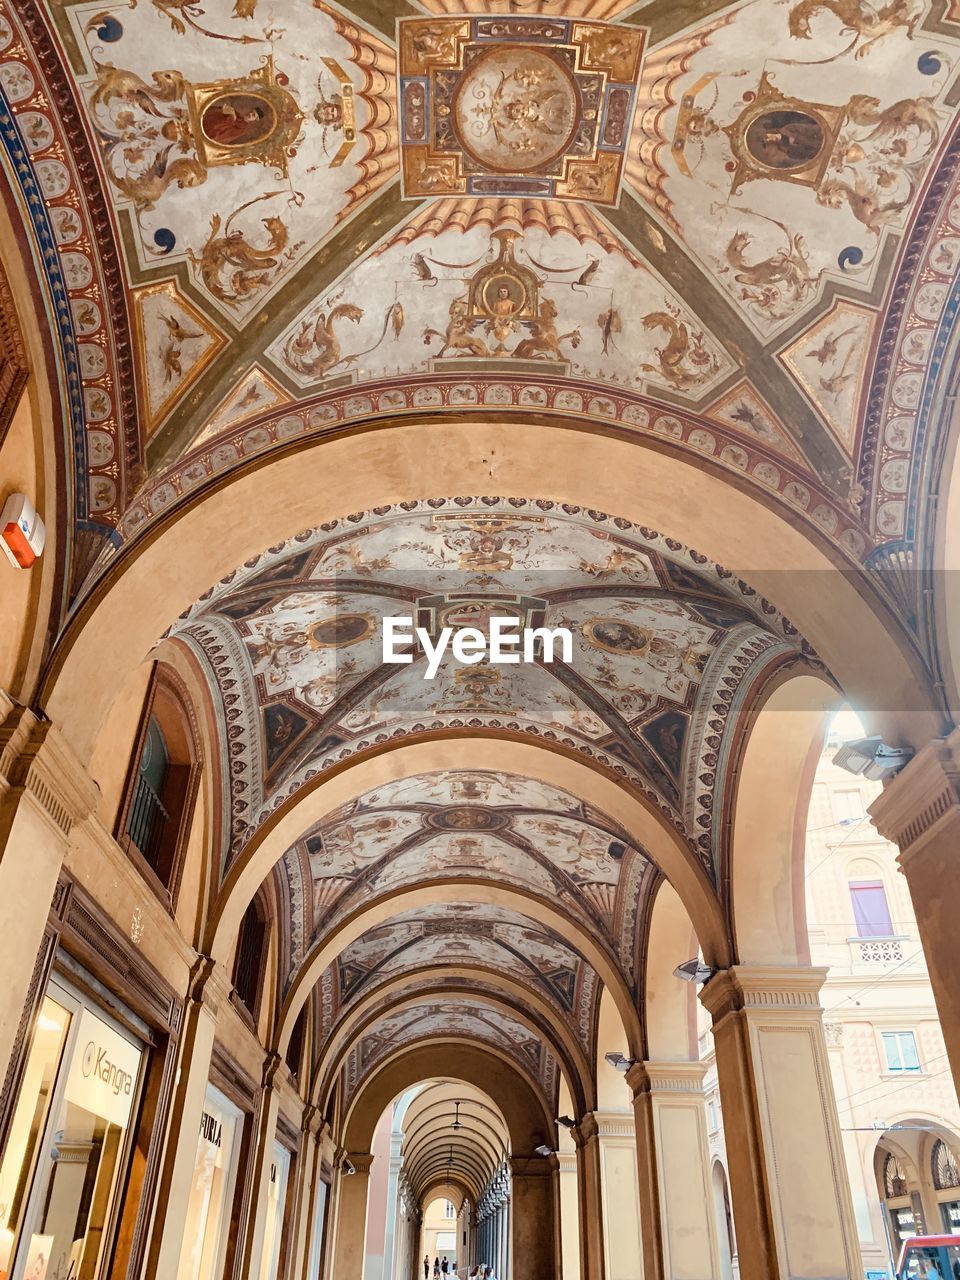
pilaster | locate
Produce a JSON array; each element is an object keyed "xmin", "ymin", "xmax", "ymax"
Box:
[
  {"xmin": 700, "ymin": 966, "xmax": 861, "ymax": 1280},
  {"xmin": 869, "ymin": 727, "xmax": 960, "ymax": 1095}
]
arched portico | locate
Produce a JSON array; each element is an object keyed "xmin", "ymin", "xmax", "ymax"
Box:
[{"xmin": 40, "ymin": 425, "xmax": 942, "ymax": 764}]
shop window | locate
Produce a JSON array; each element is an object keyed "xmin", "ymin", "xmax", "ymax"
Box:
[
  {"xmin": 178, "ymin": 1085, "xmax": 242, "ymax": 1280},
  {"xmin": 850, "ymin": 880, "xmax": 894, "ymax": 938},
  {"xmin": 933, "ymin": 1139, "xmax": 960, "ymax": 1191},
  {"xmin": 831, "ymin": 787, "xmax": 865, "ymax": 824},
  {"xmin": 0, "ymin": 986, "xmax": 144, "ymax": 1280},
  {"xmin": 232, "ymin": 895, "xmax": 268, "ymax": 1018},
  {"xmin": 258, "ymin": 1143, "xmax": 290, "ymax": 1280},
  {"xmin": 882, "ymin": 1030, "xmax": 921, "ymax": 1073},
  {"xmin": 118, "ymin": 664, "xmax": 201, "ymax": 905}
]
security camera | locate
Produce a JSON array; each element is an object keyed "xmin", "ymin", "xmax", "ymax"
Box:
[
  {"xmin": 673, "ymin": 958, "xmax": 717, "ymax": 985},
  {"xmin": 833, "ymin": 736, "xmax": 914, "ymax": 781},
  {"xmin": 534, "ymin": 1144, "xmax": 555, "ymax": 1157},
  {"xmin": 342, "ymin": 1159, "xmax": 356, "ymax": 1176},
  {"xmin": 556, "ymin": 1116, "xmax": 575, "ymax": 1129}
]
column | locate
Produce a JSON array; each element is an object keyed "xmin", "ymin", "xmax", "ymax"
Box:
[
  {"xmin": 509, "ymin": 1155, "xmax": 558, "ymax": 1280},
  {"xmin": 0, "ymin": 700, "xmax": 98, "ymax": 1081},
  {"xmin": 627, "ymin": 1062, "xmax": 722, "ymax": 1280},
  {"xmin": 558, "ymin": 1150, "xmax": 580, "ymax": 1280},
  {"xmin": 286, "ymin": 1105, "xmax": 321, "ymax": 1280},
  {"xmin": 699, "ymin": 966, "xmax": 861, "ymax": 1280},
  {"xmin": 236, "ymin": 1051, "xmax": 285, "ymax": 1277},
  {"xmin": 383, "ymin": 1128, "xmax": 404, "ymax": 1280},
  {"xmin": 572, "ymin": 1118, "xmax": 606, "ymax": 1280},
  {"xmin": 500, "ymin": 1190, "xmax": 511, "ymax": 1279},
  {"xmin": 868, "ymin": 729, "xmax": 960, "ymax": 1097},
  {"xmin": 332, "ymin": 1152, "xmax": 375, "ymax": 1280},
  {"xmin": 145, "ymin": 954, "xmax": 232, "ymax": 1280},
  {"xmin": 581, "ymin": 1113, "xmax": 642, "ymax": 1280}
]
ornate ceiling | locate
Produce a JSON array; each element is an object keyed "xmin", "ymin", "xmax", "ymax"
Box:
[
  {"xmin": 168, "ymin": 499, "xmax": 813, "ymax": 877},
  {"xmin": 2, "ymin": 0, "xmax": 959, "ymax": 605},
  {"xmin": 6, "ymin": 0, "xmax": 959, "ymax": 1168}
]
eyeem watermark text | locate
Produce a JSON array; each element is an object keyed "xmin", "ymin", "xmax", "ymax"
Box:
[{"xmin": 383, "ymin": 617, "xmax": 573, "ymax": 680}]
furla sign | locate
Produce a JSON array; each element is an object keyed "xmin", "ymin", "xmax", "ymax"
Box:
[{"xmin": 64, "ymin": 1007, "xmax": 141, "ymax": 1129}]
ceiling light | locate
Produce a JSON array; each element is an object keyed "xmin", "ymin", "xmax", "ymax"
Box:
[
  {"xmin": 832, "ymin": 736, "xmax": 913, "ymax": 781},
  {"xmin": 673, "ymin": 958, "xmax": 717, "ymax": 985},
  {"xmin": 451, "ymin": 1101, "xmax": 464, "ymax": 1131},
  {"xmin": 604, "ymin": 1052, "xmax": 635, "ymax": 1072}
]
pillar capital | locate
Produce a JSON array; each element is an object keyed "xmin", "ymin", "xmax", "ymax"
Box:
[
  {"xmin": 699, "ymin": 964, "xmax": 827, "ymax": 1023},
  {"xmin": 629, "ymin": 1059, "xmax": 708, "ymax": 1099},
  {"xmin": 0, "ymin": 703, "xmax": 99, "ymax": 840},
  {"xmin": 868, "ymin": 726, "xmax": 960, "ymax": 864}
]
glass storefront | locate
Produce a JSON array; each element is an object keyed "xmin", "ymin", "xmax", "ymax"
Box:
[
  {"xmin": 0, "ymin": 984, "xmax": 144, "ymax": 1280},
  {"xmin": 258, "ymin": 1142, "xmax": 290, "ymax": 1280},
  {"xmin": 178, "ymin": 1084, "xmax": 242, "ymax": 1280},
  {"xmin": 307, "ymin": 1179, "xmax": 328, "ymax": 1280},
  {"xmin": 941, "ymin": 1199, "xmax": 960, "ymax": 1234}
]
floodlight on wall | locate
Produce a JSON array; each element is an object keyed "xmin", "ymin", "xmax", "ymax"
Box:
[
  {"xmin": 672, "ymin": 958, "xmax": 717, "ymax": 985},
  {"xmin": 604, "ymin": 1052, "xmax": 635, "ymax": 1072},
  {"xmin": 556, "ymin": 1116, "xmax": 575, "ymax": 1129},
  {"xmin": 534, "ymin": 1144, "xmax": 556, "ymax": 1157},
  {"xmin": 832, "ymin": 735, "xmax": 914, "ymax": 781}
]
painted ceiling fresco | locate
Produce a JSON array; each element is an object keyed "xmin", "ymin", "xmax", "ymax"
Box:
[
  {"xmin": 3, "ymin": 0, "xmax": 959, "ymax": 601},
  {"xmin": 340, "ymin": 994, "xmax": 561, "ymax": 1108},
  {"xmin": 307, "ymin": 900, "xmax": 601, "ymax": 1067},
  {"xmin": 277, "ymin": 775, "xmax": 648, "ymax": 993},
  {"xmin": 169, "ymin": 499, "xmax": 813, "ymax": 876}
]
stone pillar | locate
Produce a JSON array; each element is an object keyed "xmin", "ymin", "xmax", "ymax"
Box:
[
  {"xmin": 572, "ymin": 1119, "xmax": 605, "ymax": 1280},
  {"xmin": 145, "ymin": 954, "xmax": 232, "ymax": 1280},
  {"xmin": 581, "ymin": 1112, "xmax": 642, "ymax": 1280},
  {"xmin": 509, "ymin": 1157, "xmax": 556, "ymax": 1280},
  {"xmin": 332, "ymin": 1152, "xmax": 375, "ymax": 1280},
  {"xmin": 383, "ymin": 1129, "xmax": 404, "ymax": 1280},
  {"xmin": 868, "ymin": 729, "xmax": 960, "ymax": 1098},
  {"xmin": 699, "ymin": 966, "xmax": 861, "ymax": 1280},
  {"xmin": 628, "ymin": 1062, "xmax": 721, "ymax": 1280},
  {"xmin": 236, "ymin": 1051, "xmax": 285, "ymax": 1277},
  {"xmin": 286, "ymin": 1105, "xmax": 320, "ymax": 1280},
  {"xmin": 558, "ymin": 1151, "xmax": 580, "ymax": 1280},
  {"xmin": 0, "ymin": 700, "xmax": 98, "ymax": 1082}
]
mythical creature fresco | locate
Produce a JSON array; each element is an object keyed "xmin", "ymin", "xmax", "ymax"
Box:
[
  {"xmin": 638, "ymin": 307, "xmax": 720, "ymax": 391},
  {"xmin": 189, "ymin": 206, "xmax": 297, "ymax": 306},
  {"xmin": 283, "ymin": 300, "xmax": 404, "ymax": 380},
  {"xmin": 721, "ymin": 224, "xmax": 816, "ymax": 320},
  {"xmin": 786, "ymin": 0, "xmax": 921, "ymax": 58}
]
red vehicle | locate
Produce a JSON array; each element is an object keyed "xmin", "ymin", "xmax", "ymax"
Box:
[{"xmin": 897, "ymin": 1235, "xmax": 960, "ymax": 1278}]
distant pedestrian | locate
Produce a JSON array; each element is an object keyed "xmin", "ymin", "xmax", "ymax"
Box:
[{"xmin": 424, "ymin": 1257, "xmax": 430, "ymax": 1280}]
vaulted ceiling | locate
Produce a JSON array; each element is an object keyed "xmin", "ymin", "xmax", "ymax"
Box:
[
  {"xmin": 6, "ymin": 0, "xmax": 960, "ymax": 1161},
  {"xmin": 3, "ymin": 0, "xmax": 958, "ymax": 608}
]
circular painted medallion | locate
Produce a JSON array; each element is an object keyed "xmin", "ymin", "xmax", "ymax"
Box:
[
  {"xmin": 453, "ymin": 46, "xmax": 579, "ymax": 173},
  {"xmin": 744, "ymin": 109, "xmax": 825, "ymax": 171},
  {"xmin": 201, "ymin": 92, "xmax": 278, "ymax": 149},
  {"xmin": 425, "ymin": 806, "xmax": 511, "ymax": 832},
  {"xmin": 581, "ymin": 617, "xmax": 650, "ymax": 656},
  {"xmin": 307, "ymin": 613, "xmax": 375, "ymax": 648}
]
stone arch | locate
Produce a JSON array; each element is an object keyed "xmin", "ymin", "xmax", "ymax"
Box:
[
  {"xmin": 728, "ymin": 669, "xmax": 842, "ymax": 965},
  {"xmin": 314, "ymin": 977, "xmax": 592, "ymax": 1118},
  {"xmin": 40, "ymin": 423, "xmax": 941, "ymax": 766},
  {"xmin": 643, "ymin": 878, "xmax": 700, "ymax": 1062},
  {"xmin": 931, "ymin": 392, "xmax": 960, "ymax": 724},
  {"xmin": 310, "ymin": 966, "xmax": 595, "ymax": 1114}
]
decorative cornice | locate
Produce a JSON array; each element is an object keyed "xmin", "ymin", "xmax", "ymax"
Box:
[
  {"xmin": 188, "ymin": 953, "xmax": 233, "ymax": 1015},
  {"xmin": 0, "ymin": 705, "xmax": 99, "ymax": 840},
  {"xmin": 868, "ymin": 728, "xmax": 960, "ymax": 860},
  {"xmin": 699, "ymin": 965, "xmax": 828, "ymax": 1023}
]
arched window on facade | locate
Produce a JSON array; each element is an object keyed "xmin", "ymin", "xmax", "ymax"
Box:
[
  {"xmin": 232, "ymin": 892, "xmax": 269, "ymax": 1019},
  {"xmin": 117, "ymin": 662, "xmax": 201, "ymax": 907}
]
